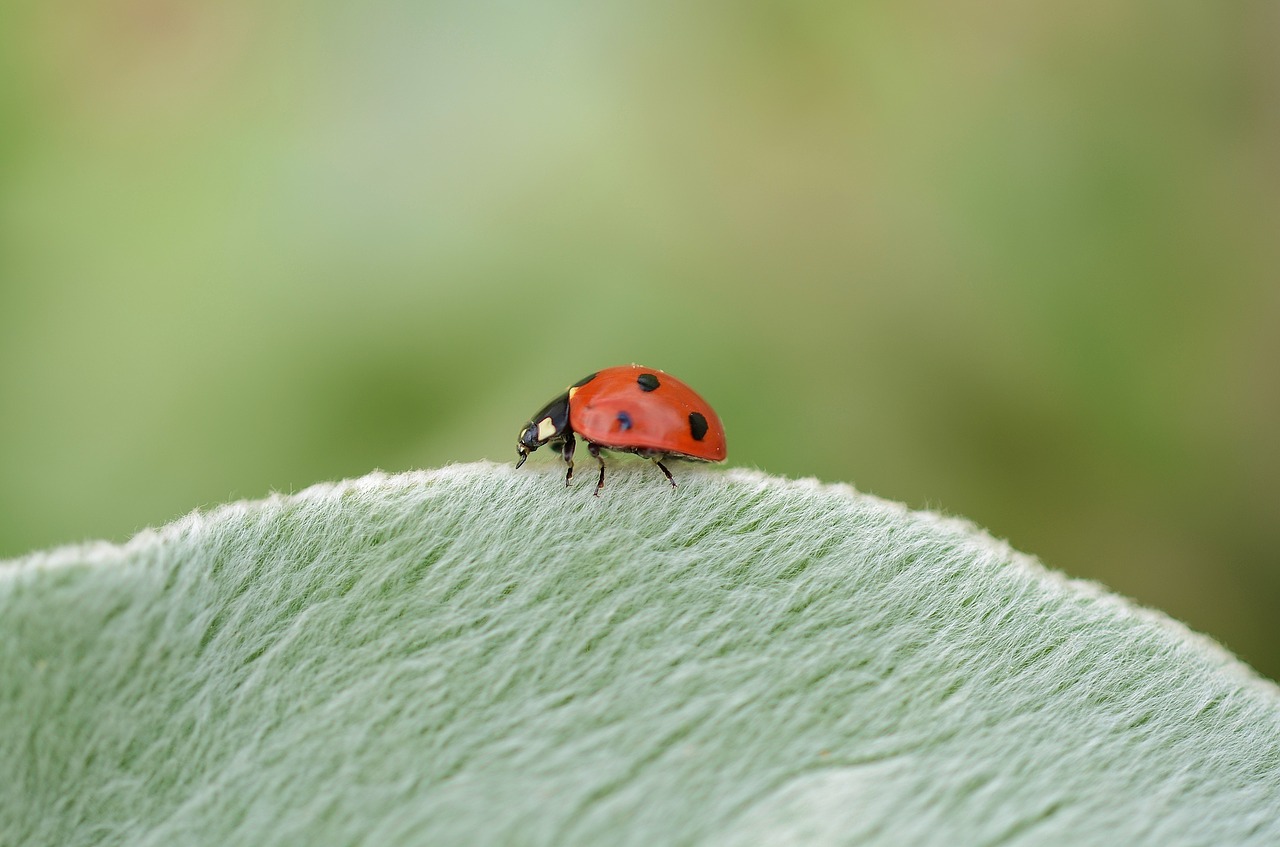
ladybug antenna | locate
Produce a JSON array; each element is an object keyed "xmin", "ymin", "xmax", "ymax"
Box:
[{"xmin": 515, "ymin": 444, "xmax": 529, "ymax": 469}]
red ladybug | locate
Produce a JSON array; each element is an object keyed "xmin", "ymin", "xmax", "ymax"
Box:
[{"xmin": 515, "ymin": 365, "xmax": 727, "ymax": 493}]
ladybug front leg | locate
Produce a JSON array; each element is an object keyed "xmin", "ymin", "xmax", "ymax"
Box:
[
  {"xmin": 588, "ymin": 442, "xmax": 606, "ymax": 496},
  {"xmin": 561, "ymin": 435, "xmax": 577, "ymax": 486}
]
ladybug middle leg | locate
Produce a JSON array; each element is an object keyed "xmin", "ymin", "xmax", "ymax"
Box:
[{"xmin": 587, "ymin": 442, "xmax": 607, "ymax": 495}]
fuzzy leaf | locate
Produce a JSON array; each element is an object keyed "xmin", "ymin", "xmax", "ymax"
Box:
[{"xmin": 3, "ymin": 463, "xmax": 1278, "ymax": 846}]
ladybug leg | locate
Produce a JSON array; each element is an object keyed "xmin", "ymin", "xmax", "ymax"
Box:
[
  {"xmin": 560, "ymin": 436, "xmax": 576, "ymax": 486},
  {"xmin": 588, "ymin": 442, "xmax": 606, "ymax": 496},
  {"xmin": 652, "ymin": 458, "xmax": 677, "ymax": 490}
]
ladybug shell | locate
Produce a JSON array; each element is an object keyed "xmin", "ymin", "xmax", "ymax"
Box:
[{"xmin": 567, "ymin": 365, "xmax": 726, "ymax": 462}]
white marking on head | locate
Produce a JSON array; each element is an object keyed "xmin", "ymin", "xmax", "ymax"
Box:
[{"xmin": 536, "ymin": 417, "xmax": 558, "ymax": 441}]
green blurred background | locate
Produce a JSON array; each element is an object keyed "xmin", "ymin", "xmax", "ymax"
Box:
[{"xmin": 1, "ymin": 1, "xmax": 1276, "ymax": 677}]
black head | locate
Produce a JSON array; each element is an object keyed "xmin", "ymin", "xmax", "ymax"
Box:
[{"xmin": 515, "ymin": 392, "xmax": 570, "ymax": 468}]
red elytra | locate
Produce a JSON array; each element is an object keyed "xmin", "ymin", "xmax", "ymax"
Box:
[{"xmin": 515, "ymin": 365, "xmax": 727, "ymax": 493}]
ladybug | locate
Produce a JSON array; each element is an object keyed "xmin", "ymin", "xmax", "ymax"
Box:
[{"xmin": 515, "ymin": 365, "xmax": 727, "ymax": 493}]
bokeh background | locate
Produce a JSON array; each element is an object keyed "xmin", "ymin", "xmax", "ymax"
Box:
[{"xmin": 2, "ymin": 1, "xmax": 1277, "ymax": 678}]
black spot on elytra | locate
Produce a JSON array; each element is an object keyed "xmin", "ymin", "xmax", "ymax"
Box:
[
  {"xmin": 616, "ymin": 411, "xmax": 633, "ymax": 431},
  {"xmin": 688, "ymin": 411, "xmax": 709, "ymax": 441},
  {"xmin": 573, "ymin": 372, "xmax": 598, "ymax": 388},
  {"xmin": 637, "ymin": 373, "xmax": 660, "ymax": 392}
]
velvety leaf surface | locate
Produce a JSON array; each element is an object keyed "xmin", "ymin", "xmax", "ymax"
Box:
[{"xmin": 3, "ymin": 463, "xmax": 1278, "ymax": 846}]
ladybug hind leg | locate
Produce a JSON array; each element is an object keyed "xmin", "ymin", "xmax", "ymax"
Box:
[{"xmin": 651, "ymin": 457, "xmax": 677, "ymax": 490}]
